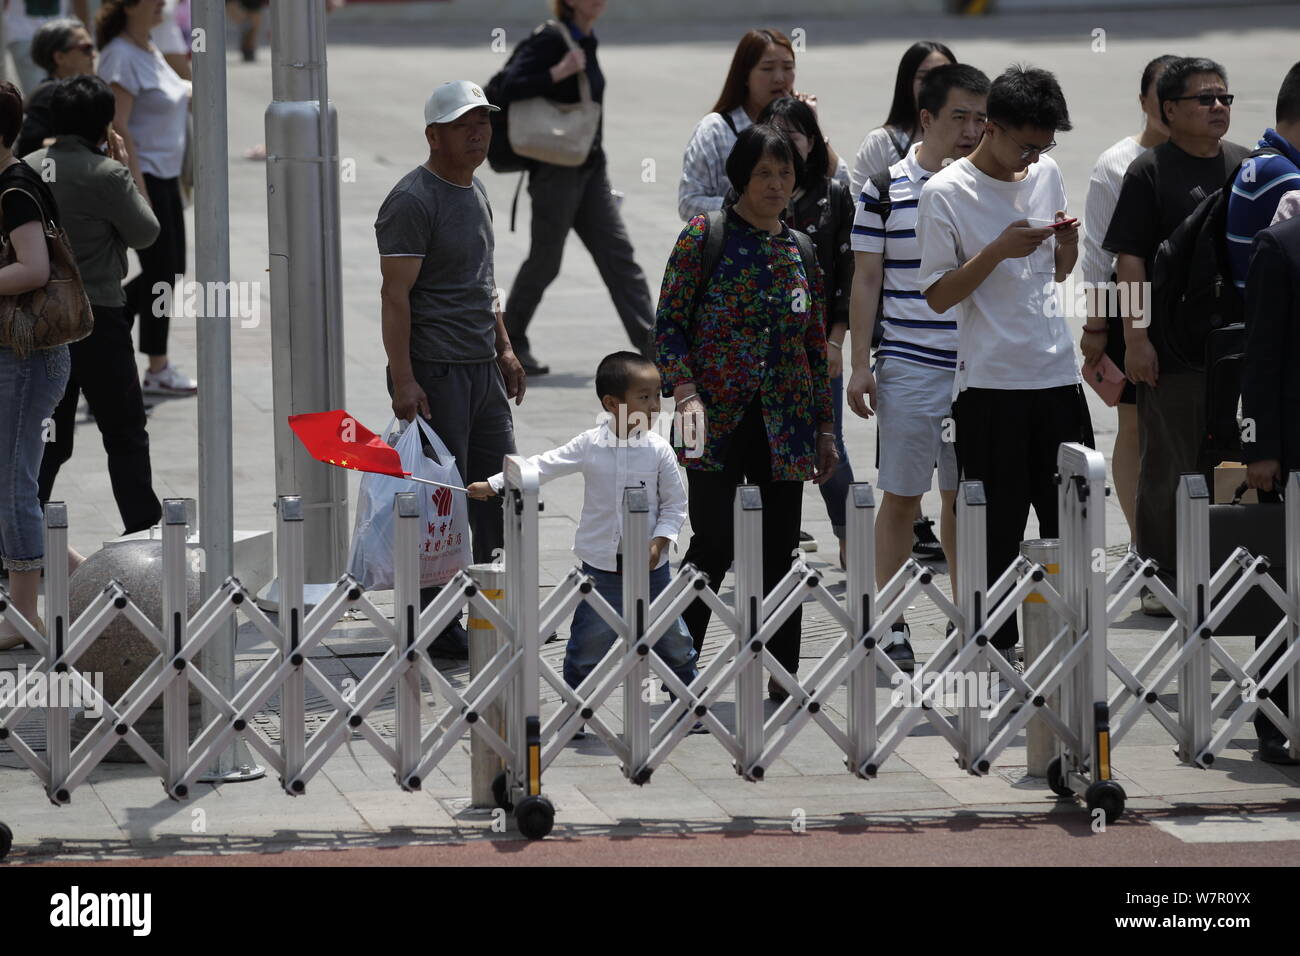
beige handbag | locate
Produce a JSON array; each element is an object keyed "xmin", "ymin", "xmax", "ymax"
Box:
[
  {"xmin": 507, "ymin": 20, "xmax": 601, "ymax": 167},
  {"xmin": 0, "ymin": 186, "xmax": 94, "ymax": 358}
]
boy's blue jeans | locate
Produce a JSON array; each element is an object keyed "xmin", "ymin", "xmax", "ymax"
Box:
[{"xmin": 564, "ymin": 562, "xmax": 698, "ymax": 690}]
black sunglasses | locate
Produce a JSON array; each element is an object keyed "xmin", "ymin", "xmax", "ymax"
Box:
[
  {"xmin": 65, "ymin": 41, "xmax": 96, "ymax": 54},
  {"xmin": 1169, "ymin": 92, "xmax": 1234, "ymax": 107}
]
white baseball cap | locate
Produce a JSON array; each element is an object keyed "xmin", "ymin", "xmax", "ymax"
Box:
[{"xmin": 424, "ymin": 80, "xmax": 499, "ymax": 125}]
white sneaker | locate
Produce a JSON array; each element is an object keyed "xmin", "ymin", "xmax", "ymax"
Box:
[
  {"xmin": 1140, "ymin": 590, "xmax": 1173, "ymax": 617},
  {"xmin": 142, "ymin": 363, "xmax": 198, "ymax": 396}
]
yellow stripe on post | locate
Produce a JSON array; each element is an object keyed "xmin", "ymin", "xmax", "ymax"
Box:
[
  {"xmin": 1098, "ymin": 731, "xmax": 1112, "ymax": 780},
  {"xmin": 1023, "ymin": 564, "xmax": 1060, "ymax": 603},
  {"xmin": 528, "ymin": 745, "xmax": 541, "ymax": 795}
]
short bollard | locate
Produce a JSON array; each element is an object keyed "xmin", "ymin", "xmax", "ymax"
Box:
[
  {"xmin": 1021, "ymin": 538, "xmax": 1061, "ymax": 777},
  {"xmin": 467, "ymin": 563, "xmax": 506, "ymax": 808}
]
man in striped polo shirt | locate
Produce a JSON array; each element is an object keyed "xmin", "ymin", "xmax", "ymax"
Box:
[
  {"xmin": 1226, "ymin": 61, "xmax": 1300, "ymax": 293},
  {"xmin": 847, "ymin": 64, "xmax": 989, "ymax": 670}
]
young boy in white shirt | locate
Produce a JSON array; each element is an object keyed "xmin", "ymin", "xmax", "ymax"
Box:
[{"xmin": 469, "ymin": 352, "xmax": 698, "ymax": 690}]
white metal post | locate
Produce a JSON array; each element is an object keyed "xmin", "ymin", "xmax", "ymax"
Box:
[
  {"xmin": 193, "ymin": 0, "xmax": 258, "ymax": 783},
  {"xmin": 277, "ymin": 496, "xmax": 307, "ymax": 793},
  {"xmin": 1287, "ymin": 472, "xmax": 1300, "ymax": 761},
  {"xmin": 265, "ymin": 0, "xmax": 348, "ymax": 584},
  {"xmin": 162, "ymin": 499, "xmax": 191, "ymax": 798},
  {"xmin": 621, "ymin": 488, "xmax": 651, "ymax": 779},
  {"xmin": 44, "ymin": 503, "xmax": 71, "ymax": 803},
  {"xmin": 392, "ymin": 492, "xmax": 422, "ymax": 788},
  {"xmin": 845, "ymin": 483, "xmax": 876, "ymax": 772},
  {"xmin": 1175, "ymin": 474, "xmax": 1212, "ymax": 763},
  {"xmin": 955, "ymin": 481, "xmax": 988, "ymax": 769},
  {"xmin": 734, "ymin": 486, "xmax": 765, "ymax": 776}
]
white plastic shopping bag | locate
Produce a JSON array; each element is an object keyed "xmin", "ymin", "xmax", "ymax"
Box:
[{"xmin": 346, "ymin": 418, "xmax": 470, "ymax": 590}]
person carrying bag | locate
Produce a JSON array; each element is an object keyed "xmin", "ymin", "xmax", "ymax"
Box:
[
  {"xmin": 485, "ymin": 0, "xmax": 657, "ymax": 377},
  {"xmin": 347, "ymin": 417, "xmax": 471, "ymax": 592},
  {"xmin": 0, "ymin": 79, "xmax": 89, "ymax": 651}
]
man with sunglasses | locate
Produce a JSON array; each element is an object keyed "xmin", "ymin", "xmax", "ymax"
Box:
[
  {"xmin": 917, "ymin": 65, "xmax": 1092, "ymax": 660},
  {"xmin": 1103, "ymin": 57, "xmax": 1249, "ymax": 617}
]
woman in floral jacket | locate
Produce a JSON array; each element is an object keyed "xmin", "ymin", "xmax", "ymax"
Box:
[{"xmin": 656, "ymin": 124, "xmax": 837, "ymax": 701}]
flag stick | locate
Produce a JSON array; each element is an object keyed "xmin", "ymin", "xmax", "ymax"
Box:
[{"xmin": 404, "ymin": 475, "xmax": 468, "ymax": 492}]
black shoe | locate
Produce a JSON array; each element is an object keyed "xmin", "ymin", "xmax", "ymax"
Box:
[
  {"xmin": 883, "ymin": 624, "xmax": 915, "ymax": 673},
  {"xmin": 767, "ymin": 675, "xmax": 790, "ymax": 703},
  {"xmin": 912, "ymin": 517, "xmax": 943, "ymax": 561},
  {"xmin": 1259, "ymin": 738, "xmax": 1300, "ymax": 765},
  {"xmin": 429, "ymin": 620, "xmax": 469, "ymax": 660},
  {"xmin": 514, "ymin": 347, "xmax": 549, "ymax": 376}
]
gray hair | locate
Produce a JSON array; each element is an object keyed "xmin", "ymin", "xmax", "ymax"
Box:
[{"xmin": 31, "ymin": 17, "xmax": 86, "ymax": 75}]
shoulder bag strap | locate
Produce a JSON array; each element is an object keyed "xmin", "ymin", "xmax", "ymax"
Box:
[
  {"xmin": 0, "ymin": 184, "xmax": 53, "ymax": 232},
  {"xmin": 546, "ymin": 19, "xmax": 592, "ymax": 105}
]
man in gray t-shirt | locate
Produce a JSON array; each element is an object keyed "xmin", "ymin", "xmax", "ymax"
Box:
[
  {"xmin": 376, "ymin": 81, "xmax": 526, "ymax": 653},
  {"xmin": 375, "ymin": 166, "xmax": 498, "ymax": 362}
]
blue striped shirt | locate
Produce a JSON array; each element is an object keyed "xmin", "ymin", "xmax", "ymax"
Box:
[
  {"xmin": 1226, "ymin": 129, "xmax": 1300, "ymax": 291},
  {"xmin": 850, "ymin": 144, "xmax": 957, "ymax": 370}
]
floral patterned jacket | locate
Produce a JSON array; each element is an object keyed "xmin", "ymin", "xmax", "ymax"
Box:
[{"xmin": 655, "ymin": 207, "xmax": 834, "ymax": 480}]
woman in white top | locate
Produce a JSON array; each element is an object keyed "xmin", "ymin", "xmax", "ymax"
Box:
[
  {"xmin": 848, "ymin": 41, "xmax": 955, "ymax": 200},
  {"xmin": 677, "ymin": 28, "xmax": 845, "ymax": 222},
  {"xmin": 1077, "ymin": 54, "xmax": 1177, "ymax": 544},
  {"xmin": 97, "ymin": 0, "xmax": 196, "ymax": 395}
]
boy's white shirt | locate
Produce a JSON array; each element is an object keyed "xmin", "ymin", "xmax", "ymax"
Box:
[{"xmin": 487, "ymin": 422, "xmax": 687, "ymax": 573}]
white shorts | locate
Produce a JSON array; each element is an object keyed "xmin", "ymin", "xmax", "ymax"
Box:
[{"xmin": 875, "ymin": 355, "xmax": 960, "ymax": 497}]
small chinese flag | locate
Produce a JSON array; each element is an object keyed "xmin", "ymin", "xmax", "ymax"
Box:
[{"xmin": 288, "ymin": 410, "xmax": 405, "ymax": 479}]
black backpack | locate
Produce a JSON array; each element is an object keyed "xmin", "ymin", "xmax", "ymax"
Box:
[
  {"xmin": 1150, "ymin": 146, "xmax": 1279, "ymax": 372},
  {"xmin": 483, "ymin": 23, "xmax": 559, "ymax": 175}
]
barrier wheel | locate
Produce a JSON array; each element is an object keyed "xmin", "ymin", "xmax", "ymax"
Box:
[
  {"xmin": 1046, "ymin": 756, "xmax": 1073, "ymax": 798},
  {"xmin": 514, "ymin": 795, "xmax": 554, "ymax": 840},
  {"xmin": 0, "ymin": 822, "xmax": 12, "ymax": 861},
  {"xmin": 491, "ymin": 771, "xmax": 514, "ymax": 812},
  {"xmin": 1085, "ymin": 780, "xmax": 1126, "ymax": 824}
]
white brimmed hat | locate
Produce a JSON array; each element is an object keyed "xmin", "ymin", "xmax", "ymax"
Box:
[{"xmin": 424, "ymin": 80, "xmax": 499, "ymax": 125}]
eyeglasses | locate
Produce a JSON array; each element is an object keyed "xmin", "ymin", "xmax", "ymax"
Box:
[
  {"xmin": 991, "ymin": 121, "xmax": 1055, "ymax": 160},
  {"xmin": 1168, "ymin": 92, "xmax": 1234, "ymax": 107},
  {"xmin": 65, "ymin": 41, "xmax": 95, "ymax": 55}
]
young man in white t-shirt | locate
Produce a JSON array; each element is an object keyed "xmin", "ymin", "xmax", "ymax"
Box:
[
  {"xmin": 916, "ymin": 65, "xmax": 1093, "ymax": 655},
  {"xmin": 847, "ymin": 63, "xmax": 989, "ymax": 671}
]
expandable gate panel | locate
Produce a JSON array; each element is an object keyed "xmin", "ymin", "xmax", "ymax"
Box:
[
  {"xmin": 1105, "ymin": 473, "xmax": 1300, "ymax": 768},
  {"xmin": 3, "ymin": 446, "xmax": 1297, "ymax": 851}
]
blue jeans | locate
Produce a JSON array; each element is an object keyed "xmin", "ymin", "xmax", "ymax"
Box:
[
  {"xmin": 564, "ymin": 562, "xmax": 698, "ymax": 690},
  {"xmin": 816, "ymin": 374, "xmax": 855, "ymax": 538},
  {"xmin": 0, "ymin": 345, "xmax": 71, "ymax": 571}
]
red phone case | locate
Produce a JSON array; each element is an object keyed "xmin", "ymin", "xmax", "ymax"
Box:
[{"xmin": 1082, "ymin": 354, "xmax": 1126, "ymax": 406}]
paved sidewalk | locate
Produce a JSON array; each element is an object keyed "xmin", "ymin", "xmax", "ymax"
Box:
[{"xmin": 4, "ymin": 7, "xmax": 1300, "ymax": 861}]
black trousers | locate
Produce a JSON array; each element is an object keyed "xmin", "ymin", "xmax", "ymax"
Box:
[
  {"xmin": 38, "ymin": 304, "xmax": 162, "ymax": 534},
  {"xmin": 953, "ymin": 384, "xmax": 1094, "ymax": 650},
  {"xmin": 1136, "ymin": 372, "xmax": 1210, "ymax": 589},
  {"xmin": 125, "ymin": 174, "xmax": 186, "ymax": 358},
  {"xmin": 681, "ymin": 400, "xmax": 805, "ymax": 674},
  {"xmin": 504, "ymin": 154, "xmax": 655, "ymax": 357}
]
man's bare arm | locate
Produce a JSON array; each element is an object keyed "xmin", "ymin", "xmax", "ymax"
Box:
[{"xmin": 379, "ymin": 255, "xmax": 428, "ymax": 420}]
